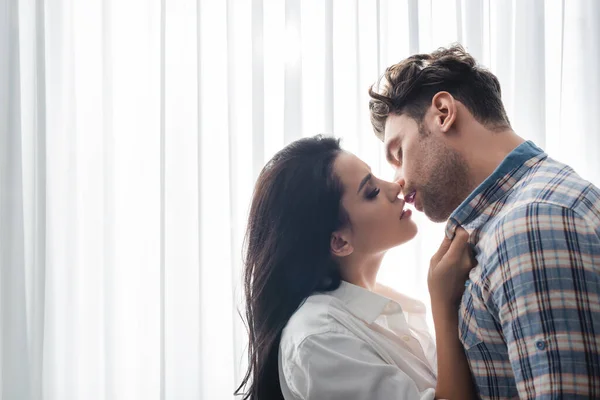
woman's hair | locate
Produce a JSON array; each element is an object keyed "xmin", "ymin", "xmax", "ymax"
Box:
[{"xmin": 236, "ymin": 135, "xmax": 349, "ymax": 399}]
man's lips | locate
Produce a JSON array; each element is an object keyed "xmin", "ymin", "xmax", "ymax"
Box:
[{"xmin": 404, "ymin": 191, "xmax": 416, "ymax": 204}]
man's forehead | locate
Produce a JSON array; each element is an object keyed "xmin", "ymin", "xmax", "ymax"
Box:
[{"xmin": 383, "ymin": 114, "xmax": 408, "ymax": 144}]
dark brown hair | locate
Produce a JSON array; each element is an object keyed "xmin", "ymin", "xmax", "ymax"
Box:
[
  {"xmin": 368, "ymin": 44, "xmax": 510, "ymax": 141},
  {"xmin": 235, "ymin": 135, "xmax": 348, "ymax": 399}
]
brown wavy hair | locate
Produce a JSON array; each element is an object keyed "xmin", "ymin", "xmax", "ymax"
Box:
[{"xmin": 369, "ymin": 44, "xmax": 510, "ymax": 141}]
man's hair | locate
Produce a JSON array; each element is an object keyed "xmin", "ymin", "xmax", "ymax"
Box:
[{"xmin": 368, "ymin": 44, "xmax": 510, "ymax": 141}]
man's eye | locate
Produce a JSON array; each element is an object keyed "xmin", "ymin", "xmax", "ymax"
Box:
[{"xmin": 366, "ymin": 188, "xmax": 380, "ymax": 199}]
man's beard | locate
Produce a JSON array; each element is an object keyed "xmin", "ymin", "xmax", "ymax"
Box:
[{"xmin": 419, "ymin": 136, "xmax": 473, "ymax": 223}]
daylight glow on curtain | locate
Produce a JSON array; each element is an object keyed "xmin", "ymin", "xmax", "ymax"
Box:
[{"xmin": 2, "ymin": 0, "xmax": 600, "ymax": 399}]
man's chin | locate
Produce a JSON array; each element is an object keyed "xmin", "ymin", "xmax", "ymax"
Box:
[
  {"xmin": 426, "ymin": 214, "xmax": 449, "ymax": 223},
  {"xmin": 423, "ymin": 205, "xmax": 453, "ymax": 223}
]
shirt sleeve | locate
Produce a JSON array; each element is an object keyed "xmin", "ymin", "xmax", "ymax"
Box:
[
  {"xmin": 490, "ymin": 203, "xmax": 600, "ymax": 398},
  {"xmin": 281, "ymin": 330, "xmax": 436, "ymax": 400}
]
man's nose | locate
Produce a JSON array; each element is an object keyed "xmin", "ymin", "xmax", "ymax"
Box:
[{"xmin": 394, "ymin": 176, "xmax": 406, "ymax": 191}]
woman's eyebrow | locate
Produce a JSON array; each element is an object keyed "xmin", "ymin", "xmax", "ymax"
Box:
[{"xmin": 357, "ymin": 173, "xmax": 372, "ymax": 194}]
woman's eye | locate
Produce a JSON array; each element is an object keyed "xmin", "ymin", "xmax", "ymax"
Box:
[
  {"xmin": 397, "ymin": 148, "xmax": 403, "ymax": 163},
  {"xmin": 366, "ymin": 188, "xmax": 380, "ymax": 199}
]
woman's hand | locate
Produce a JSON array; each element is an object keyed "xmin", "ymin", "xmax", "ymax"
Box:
[
  {"xmin": 429, "ymin": 228, "xmax": 478, "ymax": 400},
  {"xmin": 428, "ymin": 227, "xmax": 476, "ymax": 306}
]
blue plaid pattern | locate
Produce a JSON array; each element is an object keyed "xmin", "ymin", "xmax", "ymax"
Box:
[{"xmin": 446, "ymin": 141, "xmax": 600, "ymax": 399}]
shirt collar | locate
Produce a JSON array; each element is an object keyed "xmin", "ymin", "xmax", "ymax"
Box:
[
  {"xmin": 445, "ymin": 140, "xmax": 547, "ymax": 239},
  {"xmin": 328, "ymin": 281, "xmax": 425, "ymax": 324}
]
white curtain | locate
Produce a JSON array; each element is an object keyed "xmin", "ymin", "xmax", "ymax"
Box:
[{"xmin": 1, "ymin": 0, "xmax": 599, "ymax": 399}]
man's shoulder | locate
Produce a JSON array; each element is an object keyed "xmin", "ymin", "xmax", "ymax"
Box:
[
  {"xmin": 520, "ymin": 156, "xmax": 600, "ymax": 208},
  {"xmin": 495, "ymin": 156, "xmax": 600, "ymax": 231},
  {"xmin": 475, "ymin": 158, "xmax": 600, "ymax": 274}
]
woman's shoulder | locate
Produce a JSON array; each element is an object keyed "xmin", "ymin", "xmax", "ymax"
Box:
[{"xmin": 280, "ymin": 292, "xmax": 350, "ymax": 355}]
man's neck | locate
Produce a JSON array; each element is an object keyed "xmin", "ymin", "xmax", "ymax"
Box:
[{"xmin": 462, "ymin": 128, "xmax": 525, "ymax": 189}]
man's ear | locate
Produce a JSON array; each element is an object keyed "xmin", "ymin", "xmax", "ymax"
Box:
[
  {"xmin": 431, "ymin": 91, "xmax": 457, "ymax": 133},
  {"xmin": 330, "ymin": 231, "xmax": 353, "ymax": 257}
]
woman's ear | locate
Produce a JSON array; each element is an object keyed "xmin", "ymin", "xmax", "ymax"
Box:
[{"xmin": 330, "ymin": 231, "xmax": 353, "ymax": 257}]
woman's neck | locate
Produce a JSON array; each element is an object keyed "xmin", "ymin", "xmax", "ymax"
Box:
[{"xmin": 339, "ymin": 252, "xmax": 385, "ymax": 291}]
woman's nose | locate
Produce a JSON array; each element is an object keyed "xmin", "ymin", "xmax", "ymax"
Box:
[
  {"xmin": 394, "ymin": 176, "xmax": 406, "ymax": 190},
  {"xmin": 389, "ymin": 181, "xmax": 403, "ymax": 201}
]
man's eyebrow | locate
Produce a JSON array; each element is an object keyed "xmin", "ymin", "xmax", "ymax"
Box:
[
  {"xmin": 385, "ymin": 146, "xmax": 394, "ymax": 164},
  {"xmin": 357, "ymin": 173, "xmax": 372, "ymax": 194},
  {"xmin": 385, "ymin": 136, "xmax": 400, "ymax": 163}
]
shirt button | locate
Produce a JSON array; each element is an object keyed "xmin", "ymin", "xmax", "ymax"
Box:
[
  {"xmin": 402, "ymin": 335, "xmax": 411, "ymax": 342},
  {"xmin": 536, "ymin": 340, "xmax": 547, "ymax": 350}
]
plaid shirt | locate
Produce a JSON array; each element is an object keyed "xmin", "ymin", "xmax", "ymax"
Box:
[{"xmin": 446, "ymin": 141, "xmax": 600, "ymax": 399}]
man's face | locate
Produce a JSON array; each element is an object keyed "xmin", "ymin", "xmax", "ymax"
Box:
[{"xmin": 383, "ymin": 113, "xmax": 472, "ymax": 222}]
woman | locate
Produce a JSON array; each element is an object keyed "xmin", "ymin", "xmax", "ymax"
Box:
[{"xmin": 236, "ymin": 135, "xmax": 475, "ymax": 400}]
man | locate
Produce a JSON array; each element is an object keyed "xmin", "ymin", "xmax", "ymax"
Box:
[{"xmin": 369, "ymin": 45, "xmax": 600, "ymax": 399}]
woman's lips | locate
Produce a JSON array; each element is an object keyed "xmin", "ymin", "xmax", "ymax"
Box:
[
  {"xmin": 404, "ymin": 191, "xmax": 416, "ymax": 204},
  {"xmin": 400, "ymin": 209, "xmax": 412, "ymax": 220}
]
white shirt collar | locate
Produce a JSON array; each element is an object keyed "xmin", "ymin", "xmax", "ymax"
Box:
[{"xmin": 326, "ymin": 281, "xmax": 426, "ymax": 324}]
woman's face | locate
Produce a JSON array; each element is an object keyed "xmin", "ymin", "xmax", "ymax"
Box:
[{"xmin": 332, "ymin": 151, "xmax": 418, "ymax": 256}]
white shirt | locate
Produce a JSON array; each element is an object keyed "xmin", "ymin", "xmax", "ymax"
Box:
[{"xmin": 278, "ymin": 281, "xmax": 437, "ymax": 400}]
